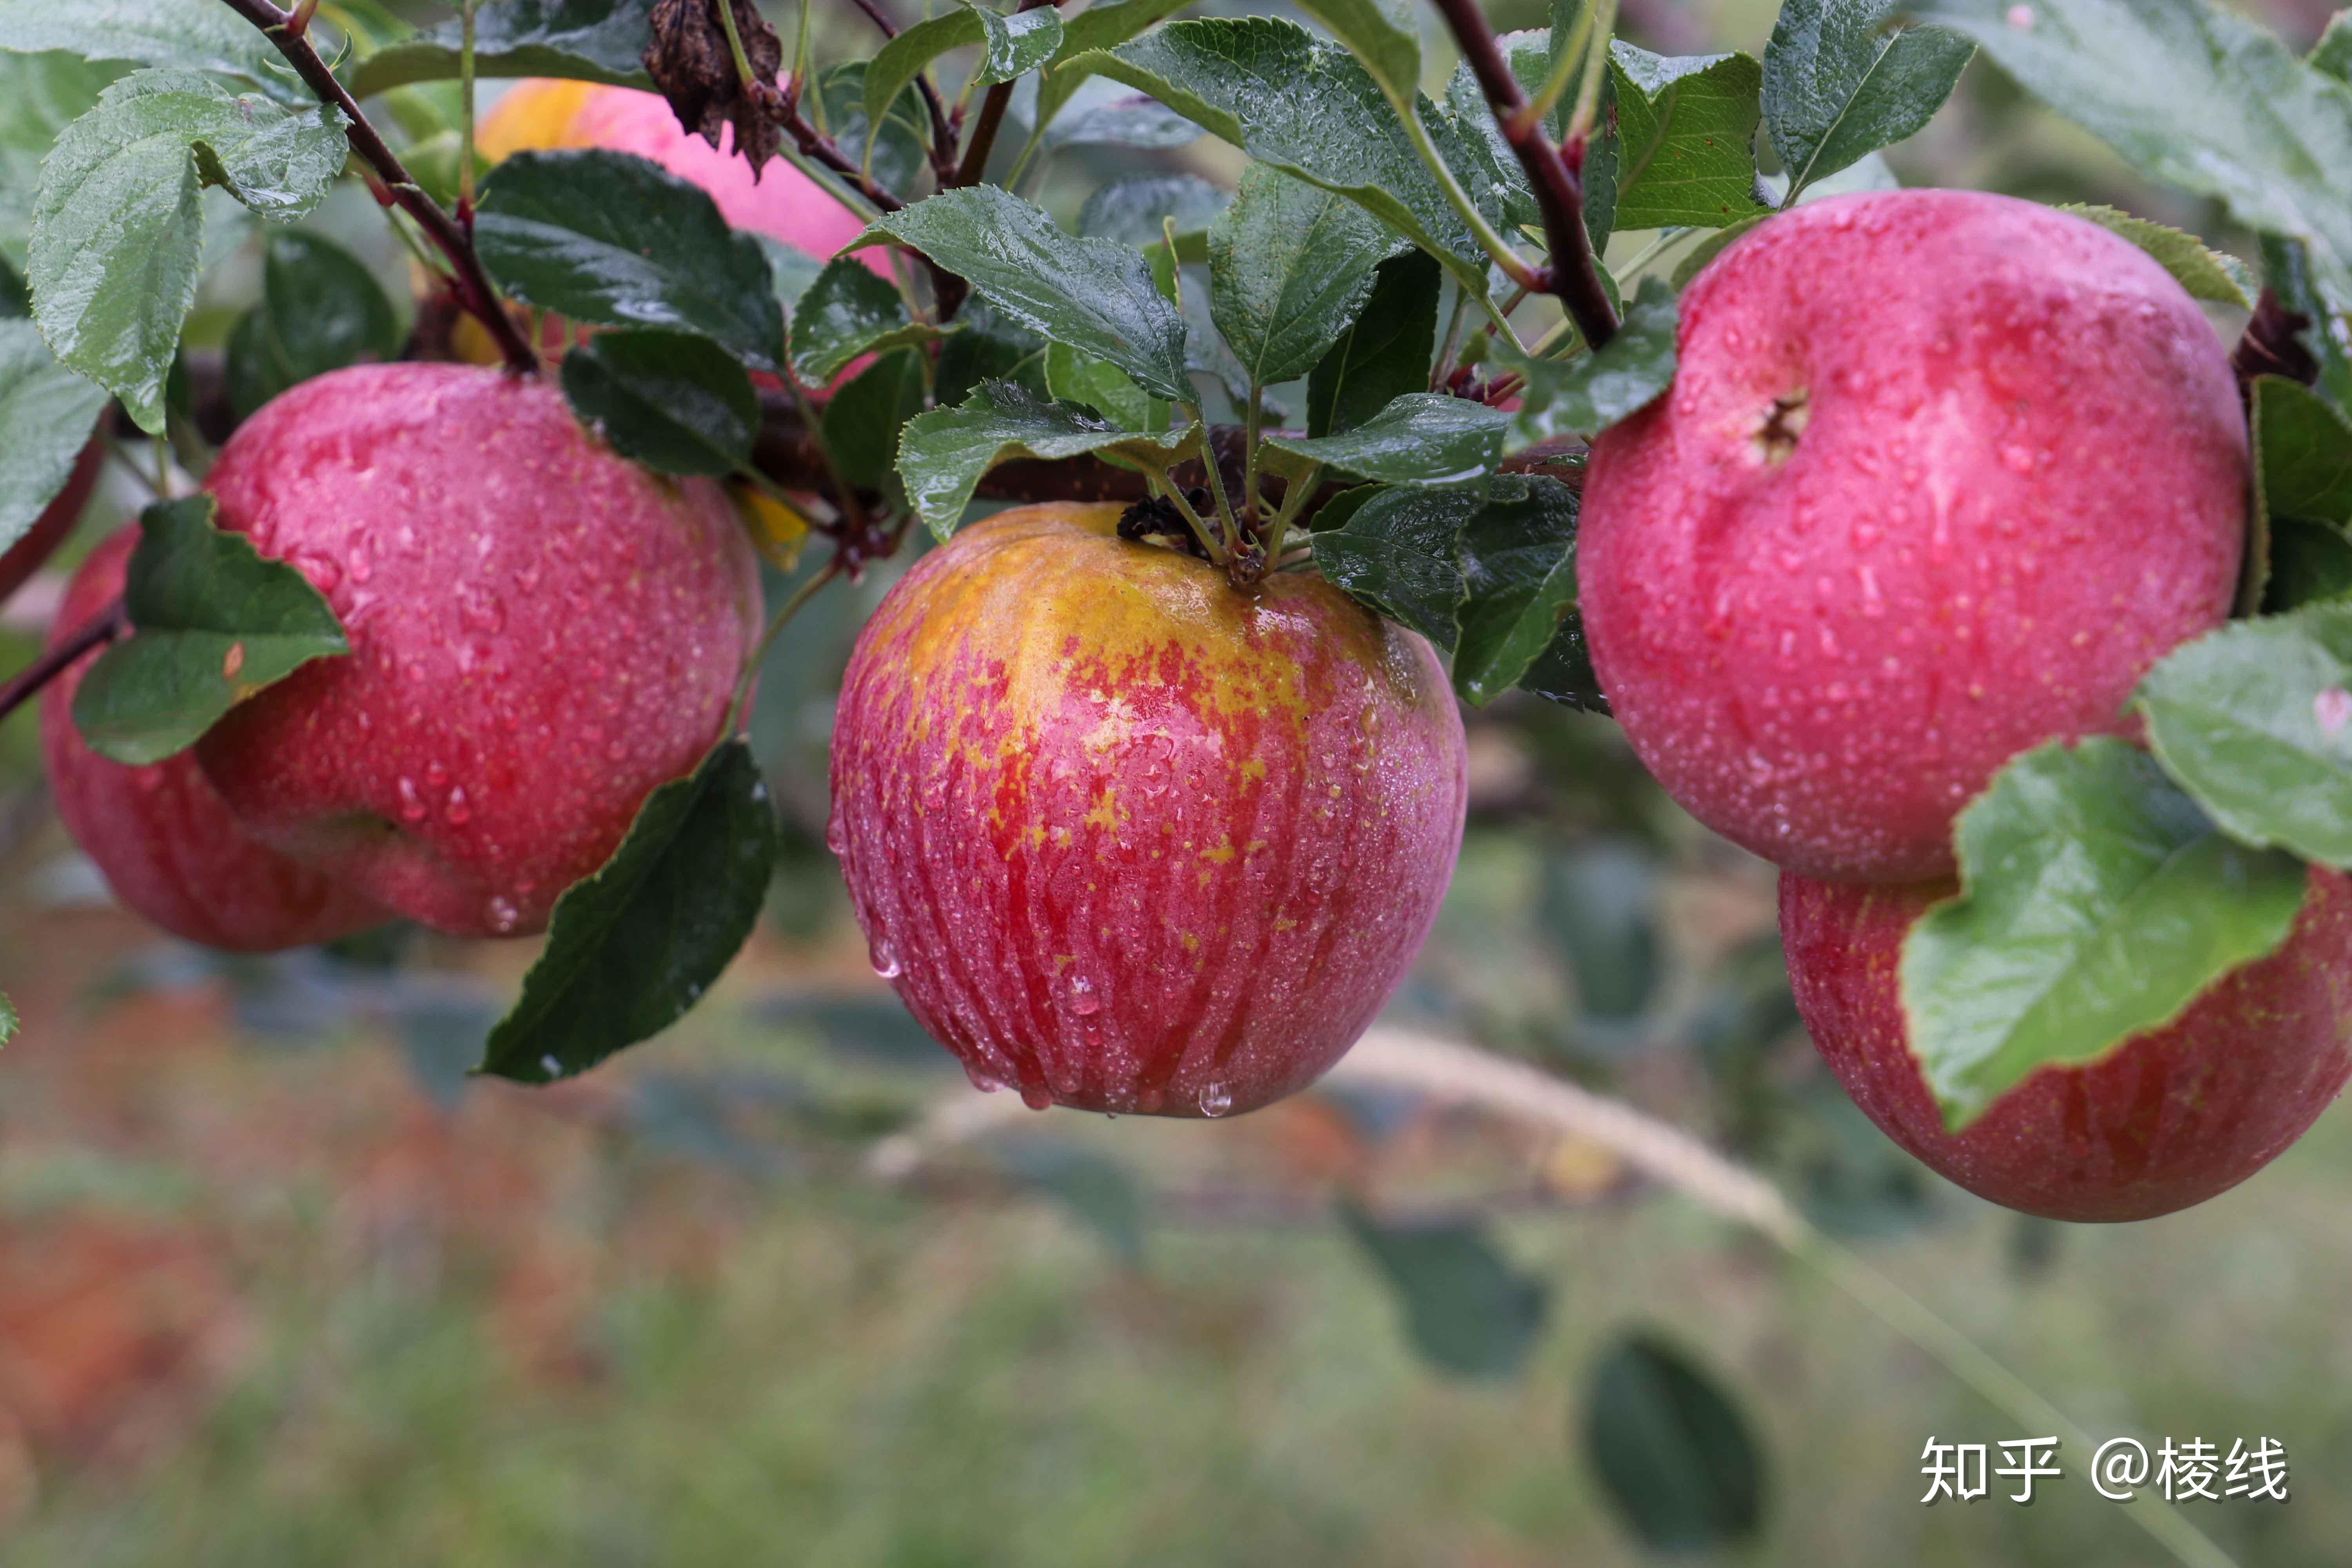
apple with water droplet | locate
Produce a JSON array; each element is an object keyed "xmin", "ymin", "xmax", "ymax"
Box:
[
  {"xmin": 1579, "ymin": 190, "xmax": 2248, "ymax": 882},
  {"xmin": 1780, "ymin": 869, "xmax": 2352, "ymax": 1221},
  {"xmin": 828, "ymin": 504, "xmax": 1468, "ymax": 1117},
  {"xmin": 42, "ymin": 529, "xmax": 389, "ymax": 950},
  {"xmin": 191, "ymin": 363, "xmax": 763, "ymax": 937}
]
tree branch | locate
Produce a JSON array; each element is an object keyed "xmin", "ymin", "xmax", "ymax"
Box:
[
  {"xmin": 1426, "ymin": 0, "xmax": 1619, "ymax": 349},
  {"xmin": 214, "ymin": 0, "xmax": 540, "ymax": 375},
  {"xmin": 2232, "ymin": 286, "xmax": 2321, "ymax": 403},
  {"xmin": 0, "ymin": 598, "xmax": 127, "ymax": 728}
]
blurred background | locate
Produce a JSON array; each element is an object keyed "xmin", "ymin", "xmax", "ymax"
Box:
[{"xmin": 1, "ymin": 0, "xmax": 2348, "ymax": 1561}]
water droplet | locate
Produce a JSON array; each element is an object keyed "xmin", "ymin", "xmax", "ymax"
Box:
[
  {"xmin": 540, "ymin": 1053, "xmax": 561, "ymax": 1077},
  {"xmin": 1018, "ymin": 1082, "xmax": 1054, "ymax": 1111},
  {"xmin": 1068, "ymin": 975, "xmax": 1101, "ymax": 1015},
  {"xmin": 396, "ymin": 776, "xmax": 426, "ymax": 823},
  {"xmin": 487, "ymin": 896, "xmax": 521, "ymax": 934},
  {"xmin": 963, "ymin": 1063, "xmax": 1004, "ymax": 1094},
  {"xmin": 445, "ymin": 786, "xmax": 471, "ymax": 825},
  {"xmin": 1199, "ymin": 1081, "xmax": 1233, "ymax": 1118},
  {"xmin": 825, "ymin": 813, "xmax": 849, "ymax": 856},
  {"xmin": 870, "ymin": 941, "xmax": 903, "ymax": 980}
]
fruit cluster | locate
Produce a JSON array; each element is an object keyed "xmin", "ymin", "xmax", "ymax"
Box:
[{"xmin": 1580, "ymin": 189, "xmax": 2352, "ymax": 1221}]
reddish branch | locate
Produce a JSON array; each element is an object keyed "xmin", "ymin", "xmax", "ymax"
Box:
[
  {"xmin": 2232, "ymin": 287, "xmax": 2322, "ymax": 402},
  {"xmin": 0, "ymin": 598, "xmax": 125, "ymax": 726},
  {"xmin": 1426, "ymin": 0, "xmax": 1620, "ymax": 350},
  {"xmin": 214, "ymin": 0, "xmax": 540, "ymax": 375}
]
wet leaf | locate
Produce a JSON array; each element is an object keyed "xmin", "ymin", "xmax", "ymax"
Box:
[
  {"xmin": 895, "ymin": 379, "xmax": 1186, "ymax": 540},
  {"xmin": 1454, "ymin": 475, "xmax": 1582, "ymax": 705},
  {"xmin": 1265, "ymin": 392, "xmax": 1508, "ymax": 487},
  {"xmin": 1343, "ymin": 1202, "xmax": 1548, "ymax": 1379},
  {"xmin": 1583, "ymin": 1331, "xmax": 1767, "ymax": 1551},
  {"xmin": 1209, "ymin": 162, "xmax": 1396, "ymax": 391},
  {"xmin": 1608, "ymin": 43, "xmax": 1770, "ymax": 229},
  {"xmin": 223, "ymin": 231, "xmax": 401, "ymax": 420},
  {"xmin": 859, "ymin": 186, "xmax": 1190, "ymax": 403},
  {"xmin": 1307, "ymin": 249, "xmax": 1441, "ymax": 439},
  {"xmin": 72, "ymin": 494, "xmax": 350, "ymax": 764},
  {"xmin": 480, "ymin": 740, "xmax": 779, "ymax": 1083},
  {"xmin": 476, "ymin": 148, "xmax": 786, "ymax": 372},
  {"xmin": 28, "ymin": 69, "xmax": 347, "ymax": 433},
  {"xmin": 864, "ymin": 0, "xmax": 1061, "ymax": 136},
  {"xmin": 1075, "ymin": 173, "xmax": 1230, "ymax": 244},
  {"xmin": 1763, "ymin": 0, "xmax": 1973, "ymax": 201},
  {"xmin": 0, "ymin": 51, "xmax": 121, "ymax": 265},
  {"xmin": 1501, "ymin": 274, "xmax": 1678, "ymax": 443},
  {"xmin": 786, "ymin": 255, "xmax": 953, "ymax": 387},
  {"xmin": 0, "ymin": 0, "xmax": 288, "ymax": 92},
  {"xmin": 561, "ymin": 329, "xmax": 758, "ymax": 477},
  {"xmin": 347, "ymin": 0, "xmax": 656, "ymax": 98},
  {"xmin": 1900, "ymin": 737, "xmax": 2308, "ymax": 1130},
  {"xmin": 2060, "ymin": 203, "xmax": 2256, "ymax": 308},
  {"xmin": 1310, "ymin": 483, "xmax": 1478, "ymax": 648}
]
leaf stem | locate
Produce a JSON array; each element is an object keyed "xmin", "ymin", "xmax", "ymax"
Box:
[
  {"xmin": 728, "ymin": 555, "xmax": 842, "ymax": 734},
  {"xmin": 457, "ymin": 0, "xmax": 478, "ymax": 220},
  {"xmin": 0, "ymin": 597, "xmax": 127, "ymax": 728},
  {"xmin": 1181, "ymin": 404, "xmax": 1246, "ymax": 557},
  {"xmin": 1424, "ymin": 0, "xmax": 1620, "ymax": 348},
  {"xmin": 1147, "ymin": 470, "xmax": 1228, "ymax": 566},
  {"xmin": 213, "ymin": 0, "xmax": 539, "ymax": 374}
]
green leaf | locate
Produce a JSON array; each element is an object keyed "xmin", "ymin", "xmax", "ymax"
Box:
[
  {"xmin": 1307, "ymin": 249, "xmax": 1441, "ymax": 438},
  {"xmin": 1310, "ymin": 483, "xmax": 1478, "ymax": 648},
  {"xmin": 2316, "ymin": 12, "xmax": 2352, "ymax": 83},
  {"xmin": 475, "ymin": 149, "xmax": 786, "ymax": 372},
  {"xmin": 1583, "ymin": 1332, "xmax": 1766, "ymax": 1553},
  {"xmin": 0, "ymin": 0, "xmax": 287, "ymax": 92},
  {"xmin": 1915, "ymin": 0, "xmax": 2352, "ymax": 319},
  {"xmin": 0, "ymin": 317, "xmax": 105, "ymax": 550},
  {"xmin": 1762, "ymin": 0, "xmax": 1973, "ymax": 201},
  {"xmin": 757, "ymin": 232, "xmax": 827, "ymax": 322},
  {"xmin": 1342, "ymin": 1203, "xmax": 1548, "ymax": 1380},
  {"xmin": 933, "ymin": 298, "xmax": 1047, "ymax": 409},
  {"xmin": 0, "ymin": 989, "xmax": 15, "ymax": 1045},
  {"xmin": 1265, "ymin": 392, "xmax": 1508, "ymax": 488},
  {"xmin": 2058, "ymin": 203, "xmax": 2256, "ymax": 308},
  {"xmin": 2134, "ymin": 606, "xmax": 2352, "ymax": 867},
  {"xmin": 1077, "ymin": 19, "xmax": 1490, "ymax": 298},
  {"xmin": 2253, "ymin": 374, "xmax": 2352, "ymax": 526},
  {"xmin": 894, "ymin": 380, "xmax": 1187, "ymax": 540},
  {"xmin": 347, "ymin": 0, "xmax": 654, "ymax": 98},
  {"xmin": 821, "ymin": 347, "xmax": 928, "ymax": 494},
  {"xmin": 1453, "ymin": 475, "xmax": 1581, "ymax": 705},
  {"xmin": 1076, "ymin": 173, "xmax": 1229, "ymax": 244},
  {"xmin": 0, "ymin": 52, "xmax": 120, "ymax": 266},
  {"xmin": 29, "ymin": 69, "xmax": 347, "ymax": 434},
  {"xmin": 1501, "ymin": 274, "xmax": 1679, "ymax": 444},
  {"xmin": 786, "ymin": 255, "xmax": 952, "ymax": 387},
  {"xmin": 1900, "ymin": 737, "xmax": 2308, "ymax": 1130},
  {"xmin": 478, "ymin": 740, "xmax": 779, "ymax": 1084},
  {"xmin": 561, "ymin": 330, "xmax": 757, "ymax": 477},
  {"xmin": 1043, "ymin": 341, "xmax": 1157, "ymax": 431},
  {"xmin": 2266, "ymin": 517, "xmax": 2352, "ymax": 612},
  {"xmin": 1519, "ymin": 615, "xmax": 1606, "ymax": 711},
  {"xmin": 1034, "ymin": 0, "xmax": 1196, "ymax": 129},
  {"xmin": 1608, "ymin": 44, "xmax": 1770, "ymax": 229},
  {"xmin": 1288, "ymin": 0, "xmax": 1419, "ymax": 108},
  {"xmin": 1208, "ymin": 162, "xmax": 1396, "ymax": 391},
  {"xmin": 865, "ymin": 1, "xmax": 1062, "ymax": 134},
  {"xmin": 1041, "ymin": 92, "xmax": 1205, "ymax": 152},
  {"xmin": 71, "ymin": 494, "xmax": 350, "ymax": 765},
  {"xmin": 0, "ymin": 256, "xmax": 23, "ymax": 317},
  {"xmin": 812, "ymin": 62, "xmax": 930, "ymax": 197},
  {"xmin": 224, "ymin": 231, "xmax": 401, "ymax": 419},
  {"xmin": 858, "ymin": 186, "xmax": 1190, "ymax": 403},
  {"xmin": 2261, "ymin": 234, "xmax": 2352, "ymax": 414}
]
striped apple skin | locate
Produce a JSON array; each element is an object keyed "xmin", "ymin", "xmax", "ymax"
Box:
[{"xmin": 829, "ymin": 504, "xmax": 1468, "ymax": 1118}]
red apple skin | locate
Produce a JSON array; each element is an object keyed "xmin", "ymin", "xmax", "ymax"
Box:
[
  {"xmin": 194, "ymin": 363, "xmax": 764, "ymax": 938},
  {"xmin": 1579, "ymin": 190, "xmax": 2247, "ymax": 883},
  {"xmin": 0, "ymin": 438, "xmax": 102, "ymax": 604},
  {"xmin": 828, "ymin": 504, "xmax": 1468, "ymax": 1118},
  {"xmin": 41, "ymin": 530, "xmax": 389, "ymax": 951},
  {"xmin": 1780, "ymin": 869, "xmax": 2352, "ymax": 1222}
]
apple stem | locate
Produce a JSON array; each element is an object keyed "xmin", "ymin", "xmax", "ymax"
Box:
[
  {"xmin": 214, "ymin": 0, "xmax": 539, "ymax": 376},
  {"xmin": 0, "ymin": 597, "xmax": 128, "ymax": 728},
  {"xmin": 1425, "ymin": 0, "xmax": 1621, "ymax": 350}
]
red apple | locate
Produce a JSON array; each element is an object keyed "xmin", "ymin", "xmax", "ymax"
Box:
[
  {"xmin": 194, "ymin": 363, "xmax": 764, "ymax": 938},
  {"xmin": 0, "ymin": 438, "xmax": 102, "ymax": 604},
  {"xmin": 1780, "ymin": 869, "xmax": 2352, "ymax": 1221},
  {"xmin": 828, "ymin": 503, "xmax": 1468, "ymax": 1118},
  {"xmin": 40, "ymin": 529, "xmax": 388, "ymax": 951},
  {"xmin": 1579, "ymin": 190, "xmax": 2247, "ymax": 883}
]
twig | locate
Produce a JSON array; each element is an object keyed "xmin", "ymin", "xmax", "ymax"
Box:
[
  {"xmin": 214, "ymin": 0, "xmax": 538, "ymax": 374},
  {"xmin": 844, "ymin": 0, "xmax": 959, "ymax": 188},
  {"xmin": 1425, "ymin": 0, "xmax": 1619, "ymax": 349},
  {"xmin": 953, "ymin": 0, "xmax": 1056, "ymax": 189},
  {"xmin": 0, "ymin": 597, "xmax": 127, "ymax": 727}
]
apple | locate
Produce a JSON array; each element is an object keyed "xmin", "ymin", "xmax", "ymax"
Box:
[
  {"xmin": 828, "ymin": 503, "xmax": 1469, "ymax": 1118},
  {"xmin": 0, "ymin": 437, "xmax": 102, "ymax": 605},
  {"xmin": 1780, "ymin": 869, "xmax": 2352, "ymax": 1221},
  {"xmin": 193, "ymin": 362, "xmax": 764, "ymax": 938},
  {"xmin": 1578, "ymin": 190, "xmax": 2247, "ymax": 883},
  {"xmin": 41, "ymin": 529, "xmax": 388, "ymax": 951}
]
